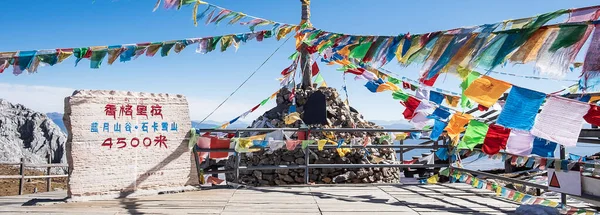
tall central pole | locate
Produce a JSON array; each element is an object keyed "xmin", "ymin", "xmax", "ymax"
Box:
[{"xmin": 299, "ymin": 0, "xmax": 312, "ymax": 90}]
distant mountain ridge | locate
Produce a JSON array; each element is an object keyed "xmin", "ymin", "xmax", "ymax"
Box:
[
  {"xmin": 46, "ymin": 112, "xmax": 407, "ymax": 131},
  {"xmin": 46, "ymin": 112, "xmax": 67, "ymax": 133}
]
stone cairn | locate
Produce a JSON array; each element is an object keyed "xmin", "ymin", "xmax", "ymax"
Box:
[{"xmin": 227, "ymin": 86, "xmax": 400, "ymax": 186}]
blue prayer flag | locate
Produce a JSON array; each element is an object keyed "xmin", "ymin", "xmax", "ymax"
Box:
[{"xmin": 497, "ymin": 86, "xmax": 546, "ymax": 131}]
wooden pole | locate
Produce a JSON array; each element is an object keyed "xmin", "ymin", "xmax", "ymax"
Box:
[
  {"xmin": 18, "ymin": 158, "xmax": 25, "ymax": 195},
  {"xmin": 299, "ymin": 0, "xmax": 312, "ymax": 90},
  {"xmin": 46, "ymin": 153, "xmax": 52, "ymax": 192}
]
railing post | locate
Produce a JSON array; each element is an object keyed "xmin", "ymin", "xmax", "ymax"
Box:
[
  {"xmin": 18, "ymin": 157, "xmax": 25, "ymax": 195},
  {"xmin": 304, "ymin": 128, "xmax": 310, "ymax": 184},
  {"xmin": 560, "ymin": 145, "xmax": 567, "ymax": 208},
  {"xmin": 399, "ymin": 139, "xmax": 404, "ymax": 179},
  {"xmin": 46, "ymin": 153, "xmax": 52, "ymax": 192},
  {"xmin": 235, "ymin": 153, "xmax": 241, "ymax": 184},
  {"xmin": 235, "ymin": 131, "xmax": 241, "ymax": 184}
]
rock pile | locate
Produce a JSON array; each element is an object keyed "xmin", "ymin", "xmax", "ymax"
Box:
[
  {"xmin": 0, "ymin": 99, "xmax": 67, "ymax": 170},
  {"xmin": 228, "ymin": 86, "xmax": 400, "ymax": 185}
]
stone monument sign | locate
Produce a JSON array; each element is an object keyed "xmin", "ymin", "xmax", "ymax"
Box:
[{"xmin": 64, "ymin": 90, "xmax": 197, "ymax": 199}]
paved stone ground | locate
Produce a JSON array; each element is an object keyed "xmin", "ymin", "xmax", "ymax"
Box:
[{"xmin": 0, "ymin": 183, "xmax": 526, "ymax": 214}]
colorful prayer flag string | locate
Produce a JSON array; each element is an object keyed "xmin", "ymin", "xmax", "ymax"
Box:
[
  {"xmin": 0, "ymin": 30, "xmax": 295, "ymax": 75},
  {"xmin": 154, "ymin": 0, "xmax": 297, "ymax": 31}
]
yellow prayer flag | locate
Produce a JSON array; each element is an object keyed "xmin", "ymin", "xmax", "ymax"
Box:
[
  {"xmin": 57, "ymin": 50, "xmax": 73, "ymax": 63},
  {"xmin": 376, "ymin": 82, "xmax": 401, "ymax": 93},
  {"xmin": 547, "ymin": 201, "xmax": 559, "ymax": 207},
  {"xmin": 247, "ymin": 134, "xmax": 266, "ymax": 141},
  {"xmin": 394, "ymin": 133, "xmax": 408, "ymax": 141},
  {"xmin": 317, "ymin": 139, "xmax": 327, "ymax": 151},
  {"xmin": 372, "ymin": 156, "xmax": 384, "ymax": 163},
  {"xmin": 239, "ymin": 139, "xmax": 253, "ymax": 148},
  {"xmin": 496, "ymin": 186, "xmax": 502, "ymax": 196},
  {"xmin": 336, "ymin": 148, "xmax": 351, "ymax": 157},
  {"xmin": 427, "ymin": 174, "xmax": 439, "ymax": 184},
  {"xmin": 446, "ymin": 95, "xmax": 460, "ymax": 107},
  {"xmin": 399, "ymin": 35, "xmax": 423, "ymax": 64},
  {"xmin": 394, "ymin": 37, "xmax": 405, "ymax": 62},
  {"xmin": 463, "ymin": 75, "xmax": 512, "ymax": 108},
  {"xmin": 284, "ymin": 112, "xmax": 302, "ymax": 125}
]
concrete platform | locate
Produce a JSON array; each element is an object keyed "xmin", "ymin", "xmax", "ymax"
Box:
[{"xmin": 0, "ymin": 183, "xmax": 534, "ymax": 214}]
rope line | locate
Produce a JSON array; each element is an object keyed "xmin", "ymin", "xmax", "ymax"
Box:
[{"xmin": 197, "ymin": 35, "xmax": 292, "ymax": 124}]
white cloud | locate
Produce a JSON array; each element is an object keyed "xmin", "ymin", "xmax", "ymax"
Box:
[
  {"xmin": 0, "ymin": 83, "xmax": 75, "ymax": 114},
  {"xmin": 0, "ymin": 83, "xmax": 268, "ymax": 123}
]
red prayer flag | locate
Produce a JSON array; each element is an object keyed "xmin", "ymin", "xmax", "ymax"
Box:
[
  {"xmin": 209, "ymin": 137, "xmax": 230, "ymax": 159},
  {"xmin": 402, "ymin": 81, "xmax": 412, "ymax": 89},
  {"xmin": 345, "ymin": 68, "xmax": 365, "ymax": 76},
  {"xmin": 419, "ymin": 73, "xmax": 440, "ymax": 87},
  {"xmin": 584, "ymin": 104, "xmax": 600, "ymax": 126},
  {"xmin": 482, "ymin": 124, "xmax": 511, "ymax": 155},
  {"xmin": 478, "ymin": 104, "xmax": 489, "ymax": 111},
  {"xmin": 311, "ymin": 62, "xmax": 320, "ymax": 76},
  {"xmin": 250, "ymin": 104, "xmax": 260, "ymax": 112},
  {"xmin": 401, "ymin": 96, "xmax": 421, "ymax": 120}
]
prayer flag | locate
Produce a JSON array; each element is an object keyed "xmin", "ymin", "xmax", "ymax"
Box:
[
  {"xmin": 505, "ymin": 130, "xmax": 534, "ymax": 156},
  {"xmin": 497, "ymin": 86, "xmax": 546, "ymax": 131},
  {"xmin": 457, "ymin": 120, "xmax": 489, "ymax": 150},
  {"xmin": 429, "ymin": 91, "xmax": 445, "ymax": 105},
  {"xmin": 402, "ymin": 96, "xmax": 421, "ymax": 120},
  {"xmin": 531, "ymin": 96, "xmax": 589, "ymax": 147},
  {"xmin": 463, "ymin": 76, "xmax": 512, "ymax": 108},
  {"xmin": 482, "ymin": 124, "xmax": 511, "ymax": 155},
  {"xmin": 584, "ymin": 104, "xmax": 600, "ymax": 126},
  {"xmin": 445, "ymin": 113, "xmax": 472, "ymax": 145},
  {"xmin": 531, "ymin": 138, "xmax": 557, "ymax": 157},
  {"xmin": 392, "ymin": 90, "xmax": 410, "ymax": 101},
  {"xmin": 430, "ymin": 119, "xmax": 448, "ymax": 141}
]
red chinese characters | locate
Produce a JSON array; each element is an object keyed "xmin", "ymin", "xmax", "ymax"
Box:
[
  {"xmin": 104, "ymin": 104, "xmax": 117, "ymax": 119},
  {"xmin": 119, "ymin": 104, "xmax": 133, "ymax": 118},
  {"xmin": 151, "ymin": 104, "xmax": 163, "ymax": 119},
  {"xmin": 137, "ymin": 105, "xmax": 148, "ymax": 118}
]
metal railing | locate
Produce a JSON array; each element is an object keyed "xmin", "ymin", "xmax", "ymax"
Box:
[
  {"xmin": 194, "ymin": 128, "xmax": 446, "ymax": 185},
  {"xmin": 451, "ymin": 140, "xmax": 600, "ymax": 207},
  {"xmin": 0, "ymin": 155, "xmax": 69, "ymax": 195}
]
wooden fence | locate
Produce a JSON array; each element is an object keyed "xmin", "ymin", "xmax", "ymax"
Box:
[{"xmin": 0, "ymin": 156, "xmax": 68, "ymax": 195}]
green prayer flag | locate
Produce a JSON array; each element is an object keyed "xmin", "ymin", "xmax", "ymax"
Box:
[
  {"xmin": 208, "ymin": 36, "xmax": 222, "ymax": 52},
  {"xmin": 457, "ymin": 120, "xmax": 489, "ymax": 150},
  {"xmin": 314, "ymin": 73, "xmax": 325, "ymax": 83},
  {"xmin": 289, "ymin": 52, "xmax": 299, "ymax": 60},
  {"xmin": 440, "ymin": 168, "xmax": 450, "ymax": 177},
  {"xmin": 392, "ymin": 90, "xmax": 409, "ymax": 101},
  {"xmin": 264, "ymin": 30, "xmax": 273, "ymax": 39},
  {"xmin": 348, "ymin": 42, "xmax": 373, "ymax": 59},
  {"xmin": 228, "ymin": 13, "xmax": 246, "ymax": 25},
  {"xmin": 318, "ymin": 41, "xmax": 334, "ymax": 53},
  {"xmin": 301, "ymin": 140, "xmax": 314, "ymax": 149},
  {"xmin": 37, "ymin": 53, "xmax": 58, "ymax": 66},
  {"xmin": 460, "ymin": 71, "xmax": 480, "ymax": 108},
  {"xmin": 307, "ymin": 30, "xmax": 323, "ymax": 41},
  {"xmin": 90, "ymin": 48, "xmax": 108, "ymax": 69},
  {"xmin": 259, "ymin": 98, "xmax": 270, "ymax": 106},
  {"xmin": 215, "ymin": 11, "xmax": 236, "ymax": 25},
  {"xmin": 160, "ymin": 42, "xmax": 176, "ymax": 57},
  {"xmin": 549, "ymin": 24, "xmax": 588, "ymax": 52},
  {"xmin": 388, "ymin": 76, "xmax": 401, "ymax": 85}
]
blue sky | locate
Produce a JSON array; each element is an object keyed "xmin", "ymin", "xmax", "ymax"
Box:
[{"xmin": 0, "ymin": 0, "xmax": 594, "ymax": 123}]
